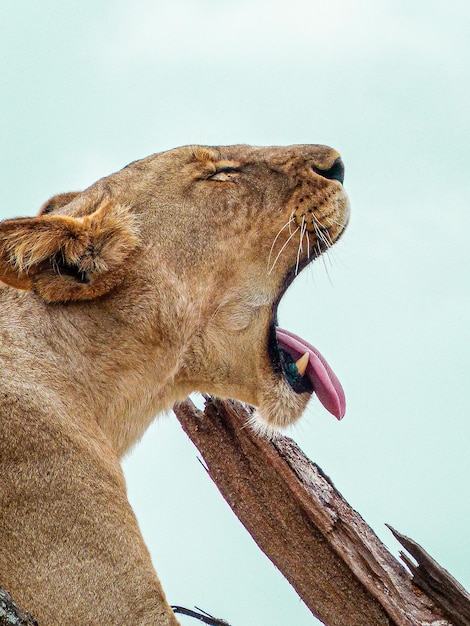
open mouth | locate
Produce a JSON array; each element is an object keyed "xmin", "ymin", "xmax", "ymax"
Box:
[
  {"xmin": 257, "ymin": 150, "xmax": 349, "ymax": 425},
  {"xmin": 267, "ymin": 265, "xmax": 346, "ymax": 421}
]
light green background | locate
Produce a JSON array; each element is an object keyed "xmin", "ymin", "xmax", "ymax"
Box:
[{"xmin": 1, "ymin": 2, "xmax": 469, "ymax": 625}]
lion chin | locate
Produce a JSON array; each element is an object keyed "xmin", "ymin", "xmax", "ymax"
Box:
[{"xmin": 251, "ymin": 385, "xmax": 312, "ymax": 440}]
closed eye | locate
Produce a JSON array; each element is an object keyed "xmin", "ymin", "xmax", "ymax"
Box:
[{"xmin": 207, "ymin": 166, "xmax": 240, "ymax": 182}]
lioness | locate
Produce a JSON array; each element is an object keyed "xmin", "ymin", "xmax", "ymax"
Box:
[{"xmin": 0, "ymin": 144, "xmax": 349, "ymax": 625}]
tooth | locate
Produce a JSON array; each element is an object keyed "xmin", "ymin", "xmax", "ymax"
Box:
[{"xmin": 295, "ymin": 352, "xmax": 310, "ymax": 376}]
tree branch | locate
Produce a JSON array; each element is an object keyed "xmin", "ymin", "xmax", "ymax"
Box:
[
  {"xmin": 387, "ymin": 526, "xmax": 470, "ymax": 626},
  {"xmin": 0, "ymin": 587, "xmax": 38, "ymax": 626},
  {"xmin": 174, "ymin": 396, "xmax": 468, "ymax": 626},
  {"xmin": 172, "ymin": 605, "xmax": 231, "ymax": 625}
]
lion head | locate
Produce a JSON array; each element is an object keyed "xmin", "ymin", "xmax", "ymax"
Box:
[{"xmin": 0, "ymin": 144, "xmax": 349, "ymax": 450}]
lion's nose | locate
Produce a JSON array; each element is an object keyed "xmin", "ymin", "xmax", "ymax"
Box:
[{"xmin": 312, "ymin": 157, "xmax": 345, "ymax": 185}]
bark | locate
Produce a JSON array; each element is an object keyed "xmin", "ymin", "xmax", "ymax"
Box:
[
  {"xmin": 0, "ymin": 587, "xmax": 38, "ymax": 626},
  {"xmin": 174, "ymin": 396, "xmax": 470, "ymax": 626},
  {"xmin": 387, "ymin": 526, "xmax": 470, "ymax": 626}
]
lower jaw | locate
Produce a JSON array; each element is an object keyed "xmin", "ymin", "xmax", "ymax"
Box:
[{"xmin": 250, "ymin": 374, "xmax": 311, "ymax": 437}]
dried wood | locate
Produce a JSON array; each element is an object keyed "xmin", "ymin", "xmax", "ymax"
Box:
[
  {"xmin": 174, "ymin": 396, "xmax": 457, "ymax": 626},
  {"xmin": 387, "ymin": 526, "xmax": 470, "ymax": 626}
]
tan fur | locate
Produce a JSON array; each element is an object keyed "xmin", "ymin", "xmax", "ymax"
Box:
[
  {"xmin": 0, "ymin": 144, "xmax": 349, "ymax": 625},
  {"xmin": 38, "ymin": 191, "xmax": 81, "ymax": 215}
]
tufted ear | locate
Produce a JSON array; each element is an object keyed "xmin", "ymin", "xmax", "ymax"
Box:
[{"xmin": 0, "ymin": 200, "xmax": 139, "ymax": 302}]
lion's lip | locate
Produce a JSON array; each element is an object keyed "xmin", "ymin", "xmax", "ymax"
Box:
[{"xmin": 275, "ymin": 327, "xmax": 346, "ymax": 419}]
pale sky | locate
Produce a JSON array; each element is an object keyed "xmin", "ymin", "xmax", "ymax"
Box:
[{"xmin": 1, "ymin": 1, "xmax": 469, "ymax": 625}]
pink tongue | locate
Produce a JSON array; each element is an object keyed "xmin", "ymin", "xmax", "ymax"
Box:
[{"xmin": 276, "ymin": 328, "xmax": 346, "ymax": 420}]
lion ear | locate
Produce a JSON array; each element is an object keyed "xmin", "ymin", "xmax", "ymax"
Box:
[
  {"xmin": 38, "ymin": 191, "xmax": 82, "ymax": 215},
  {"xmin": 0, "ymin": 200, "xmax": 139, "ymax": 302}
]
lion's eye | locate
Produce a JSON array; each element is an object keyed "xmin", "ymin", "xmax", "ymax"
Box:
[{"xmin": 207, "ymin": 167, "xmax": 240, "ymax": 182}]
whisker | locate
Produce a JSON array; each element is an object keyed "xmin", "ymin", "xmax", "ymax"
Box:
[
  {"xmin": 312, "ymin": 215, "xmax": 347, "ymax": 265},
  {"xmin": 311, "ymin": 215, "xmax": 333, "ymax": 248},
  {"xmin": 288, "ymin": 210, "xmax": 296, "ymax": 235},
  {"xmin": 320, "ymin": 232, "xmax": 333, "ymax": 252},
  {"xmin": 312, "ymin": 223, "xmax": 330, "ymax": 252},
  {"xmin": 314, "ymin": 220, "xmax": 340, "ymax": 270},
  {"xmin": 306, "ymin": 225, "xmax": 311, "ymax": 260},
  {"xmin": 267, "ymin": 217, "xmax": 295, "ymax": 270},
  {"xmin": 322, "ymin": 254, "xmax": 333, "ymax": 284},
  {"xmin": 312, "ymin": 225, "xmax": 340, "ymax": 270},
  {"xmin": 314, "ymin": 210, "xmax": 346, "ymax": 230},
  {"xmin": 325, "ymin": 216, "xmax": 344, "ymax": 229},
  {"xmin": 295, "ymin": 217, "xmax": 307, "ymax": 276},
  {"xmin": 300, "ymin": 215, "xmax": 306, "ymax": 253},
  {"xmin": 313, "ymin": 231, "xmax": 333, "ymax": 284},
  {"xmin": 268, "ymin": 226, "xmax": 300, "ymax": 275}
]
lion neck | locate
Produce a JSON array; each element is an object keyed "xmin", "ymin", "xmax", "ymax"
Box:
[{"xmin": 0, "ymin": 281, "xmax": 198, "ymax": 456}]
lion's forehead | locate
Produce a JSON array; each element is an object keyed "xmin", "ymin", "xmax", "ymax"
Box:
[
  {"xmin": 136, "ymin": 144, "xmax": 342, "ymax": 174},
  {"xmin": 195, "ymin": 144, "xmax": 340, "ymax": 168}
]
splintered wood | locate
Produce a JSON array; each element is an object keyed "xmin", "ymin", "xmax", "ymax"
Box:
[{"xmin": 174, "ymin": 397, "xmax": 460, "ymax": 626}]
